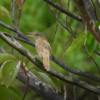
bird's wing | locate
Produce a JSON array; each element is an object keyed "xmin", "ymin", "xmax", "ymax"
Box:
[
  {"xmin": 35, "ymin": 39, "xmax": 51, "ymax": 57},
  {"xmin": 42, "ymin": 40, "xmax": 51, "ymax": 70},
  {"xmin": 42, "ymin": 40, "xmax": 51, "ymax": 52},
  {"xmin": 42, "ymin": 48, "xmax": 50, "ymax": 70}
]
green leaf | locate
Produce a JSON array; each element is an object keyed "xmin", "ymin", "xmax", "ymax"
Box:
[
  {"xmin": 0, "ymin": 68, "xmax": 3, "ymax": 82},
  {"xmin": 8, "ymin": 86, "xmax": 22, "ymax": 97},
  {"xmin": 0, "ymin": 85, "xmax": 23, "ymax": 100},
  {"xmin": 86, "ymin": 31, "xmax": 97, "ymax": 54},
  {"xmin": 48, "ymin": 75, "xmax": 61, "ymax": 92},
  {"xmin": 66, "ymin": 33, "xmax": 84, "ymax": 54},
  {"xmin": 95, "ymin": 22, "xmax": 100, "ymax": 27},
  {"xmin": 0, "ymin": 6, "xmax": 10, "ymax": 16},
  {"xmin": 95, "ymin": 22, "xmax": 100, "ymax": 30},
  {"xmin": 37, "ymin": 72, "xmax": 59, "ymax": 91},
  {"xmin": 0, "ymin": 53, "xmax": 17, "ymax": 63},
  {"xmin": 8, "ymin": 61, "xmax": 21, "ymax": 87},
  {"xmin": 1, "ymin": 60, "xmax": 18, "ymax": 87}
]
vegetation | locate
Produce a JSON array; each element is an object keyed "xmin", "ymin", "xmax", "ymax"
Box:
[{"xmin": 0, "ymin": 0, "xmax": 100, "ymax": 100}]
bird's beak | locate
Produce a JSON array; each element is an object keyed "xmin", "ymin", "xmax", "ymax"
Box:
[{"xmin": 27, "ymin": 32, "xmax": 34, "ymax": 37}]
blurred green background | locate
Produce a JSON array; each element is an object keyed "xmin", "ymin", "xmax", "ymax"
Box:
[{"xmin": 0, "ymin": 0, "xmax": 100, "ymax": 100}]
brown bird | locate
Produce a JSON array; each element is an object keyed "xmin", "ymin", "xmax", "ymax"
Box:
[{"xmin": 27, "ymin": 32, "xmax": 51, "ymax": 71}]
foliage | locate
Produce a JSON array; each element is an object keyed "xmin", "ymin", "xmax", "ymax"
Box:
[
  {"xmin": 0, "ymin": 0, "xmax": 100, "ymax": 100},
  {"xmin": 0, "ymin": 85, "xmax": 24, "ymax": 100}
]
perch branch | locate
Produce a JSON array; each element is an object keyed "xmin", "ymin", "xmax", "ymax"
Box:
[{"xmin": 0, "ymin": 32, "xmax": 100, "ymax": 95}]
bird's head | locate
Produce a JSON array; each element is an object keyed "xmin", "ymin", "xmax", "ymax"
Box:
[{"xmin": 27, "ymin": 32, "xmax": 45, "ymax": 40}]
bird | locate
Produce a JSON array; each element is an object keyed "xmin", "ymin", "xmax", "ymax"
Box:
[{"xmin": 27, "ymin": 32, "xmax": 51, "ymax": 71}]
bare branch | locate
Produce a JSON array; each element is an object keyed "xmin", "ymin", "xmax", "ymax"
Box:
[
  {"xmin": 1, "ymin": 30, "xmax": 100, "ymax": 82},
  {"xmin": 50, "ymin": 10, "xmax": 59, "ymax": 46},
  {"xmin": 17, "ymin": 68, "xmax": 63, "ymax": 100},
  {"xmin": 0, "ymin": 46, "xmax": 6, "ymax": 53},
  {"xmin": 62, "ymin": 35, "xmax": 72, "ymax": 64},
  {"xmin": 17, "ymin": 0, "xmax": 26, "ymax": 28},
  {"xmin": 0, "ymin": 22, "xmax": 100, "ymax": 82},
  {"xmin": 64, "ymin": 83, "xmax": 67, "ymax": 100},
  {"xmin": 1, "ymin": 31, "xmax": 100, "ymax": 94},
  {"xmin": 73, "ymin": 86, "xmax": 77, "ymax": 100},
  {"xmin": 0, "ymin": 21, "xmax": 33, "ymax": 43},
  {"xmin": 84, "ymin": 23, "xmax": 100, "ymax": 75},
  {"xmin": 10, "ymin": 0, "xmax": 17, "ymax": 28},
  {"xmin": 46, "ymin": 3, "xmax": 76, "ymax": 38},
  {"xmin": 98, "ymin": 95, "xmax": 100, "ymax": 100},
  {"xmin": 43, "ymin": 0, "xmax": 82, "ymax": 22},
  {"xmin": 20, "ymin": 62, "xmax": 29, "ymax": 100},
  {"xmin": 94, "ymin": 51, "xmax": 100, "ymax": 56},
  {"xmin": 72, "ymin": 0, "xmax": 100, "ymax": 43}
]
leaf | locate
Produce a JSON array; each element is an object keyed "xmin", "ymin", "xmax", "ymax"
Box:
[
  {"xmin": 95, "ymin": 22, "xmax": 100, "ymax": 30},
  {"xmin": 48, "ymin": 75, "xmax": 61, "ymax": 92},
  {"xmin": 86, "ymin": 31, "xmax": 97, "ymax": 54},
  {"xmin": 8, "ymin": 61, "xmax": 21, "ymax": 87},
  {"xmin": 0, "ymin": 85, "xmax": 23, "ymax": 100},
  {"xmin": 0, "ymin": 53, "xmax": 17, "ymax": 63},
  {"xmin": 37, "ymin": 72, "xmax": 60, "ymax": 91},
  {"xmin": 17, "ymin": 0, "xmax": 23, "ymax": 9},
  {"xmin": 0, "ymin": 68, "xmax": 3, "ymax": 82},
  {"xmin": 8, "ymin": 86, "xmax": 22, "ymax": 97},
  {"xmin": 1, "ymin": 60, "xmax": 18, "ymax": 87},
  {"xmin": 0, "ymin": 6, "xmax": 10, "ymax": 16},
  {"xmin": 66, "ymin": 33, "xmax": 84, "ymax": 54}
]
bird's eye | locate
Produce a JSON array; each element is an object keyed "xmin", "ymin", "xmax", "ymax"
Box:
[{"xmin": 35, "ymin": 34, "xmax": 38, "ymax": 36}]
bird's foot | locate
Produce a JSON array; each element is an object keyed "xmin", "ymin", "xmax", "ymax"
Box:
[
  {"xmin": 33, "ymin": 55, "xmax": 40, "ymax": 59},
  {"xmin": 46, "ymin": 68, "xmax": 50, "ymax": 71}
]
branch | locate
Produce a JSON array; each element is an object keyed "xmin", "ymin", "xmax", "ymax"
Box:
[
  {"xmin": 72, "ymin": 0, "xmax": 100, "ymax": 43},
  {"xmin": 0, "ymin": 46, "xmax": 6, "ymax": 53},
  {"xmin": 17, "ymin": 0, "xmax": 26, "ymax": 28},
  {"xmin": 84, "ymin": 22, "xmax": 100, "ymax": 74},
  {"xmin": 46, "ymin": 3, "xmax": 76, "ymax": 38},
  {"xmin": 0, "ymin": 21, "xmax": 33, "ymax": 43},
  {"xmin": 17, "ymin": 68, "xmax": 64, "ymax": 100},
  {"xmin": 94, "ymin": 51, "xmax": 100, "ymax": 56},
  {"xmin": 10, "ymin": 0, "xmax": 17, "ymax": 28},
  {"xmin": 1, "ymin": 32, "xmax": 100, "ymax": 94},
  {"xmin": 50, "ymin": 10, "xmax": 59, "ymax": 46},
  {"xmin": 2, "ymin": 30, "xmax": 100, "ymax": 82},
  {"xmin": 43, "ymin": 0, "xmax": 82, "ymax": 22}
]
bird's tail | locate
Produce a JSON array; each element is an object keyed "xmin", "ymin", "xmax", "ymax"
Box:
[{"xmin": 43, "ymin": 50, "xmax": 50, "ymax": 71}]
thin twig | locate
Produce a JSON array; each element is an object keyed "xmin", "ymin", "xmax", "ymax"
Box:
[
  {"xmin": 66, "ymin": 0, "xmax": 70, "ymax": 27},
  {"xmin": 0, "ymin": 21, "xmax": 33, "ymax": 43},
  {"xmin": 94, "ymin": 51, "xmax": 100, "ymax": 56},
  {"xmin": 62, "ymin": 0, "xmax": 72, "ymax": 64},
  {"xmin": 43, "ymin": 0, "xmax": 82, "ymax": 22},
  {"xmin": 4, "ymin": 32, "xmax": 33, "ymax": 45},
  {"xmin": 10, "ymin": 0, "xmax": 17, "ymax": 28},
  {"xmin": 20, "ymin": 61, "xmax": 29, "ymax": 100},
  {"xmin": 50, "ymin": 10, "xmax": 59, "ymax": 46},
  {"xmin": 73, "ymin": 85, "xmax": 77, "ymax": 100},
  {"xmin": 64, "ymin": 83, "xmax": 67, "ymax": 100},
  {"xmin": 17, "ymin": 0, "xmax": 26, "ymax": 28},
  {"xmin": 17, "ymin": 9, "xmax": 21, "ymax": 28},
  {"xmin": 0, "ymin": 22, "xmax": 100, "ymax": 82},
  {"xmin": 46, "ymin": 3, "xmax": 76, "ymax": 38},
  {"xmin": 1, "ymin": 31, "xmax": 100, "ymax": 94},
  {"xmin": 0, "ymin": 46, "xmax": 6, "ymax": 53},
  {"xmin": 62, "ymin": 35, "xmax": 72, "ymax": 78},
  {"xmin": 2, "ymin": 31, "xmax": 100, "ymax": 82},
  {"xmin": 84, "ymin": 22, "xmax": 100, "ymax": 75},
  {"xmin": 61, "ymin": 0, "xmax": 73, "ymax": 78},
  {"xmin": 10, "ymin": 0, "xmax": 17, "ymax": 54},
  {"xmin": 62, "ymin": 35, "xmax": 72, "ymax": 64},
  {"xmin": 98, "ymin": 95, "xmax": 100, "ymax": 100}
]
